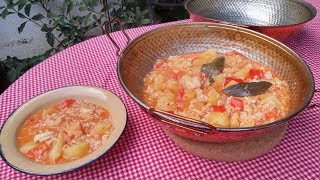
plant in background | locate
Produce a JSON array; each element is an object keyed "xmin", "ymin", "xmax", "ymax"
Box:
[
  {"xmin": 152, "ymin": 0, "xmax": 188, "ymax": 23},
  {"xmin": 0, "ymin": 0, "xmax": 150, "ymax": 93}
]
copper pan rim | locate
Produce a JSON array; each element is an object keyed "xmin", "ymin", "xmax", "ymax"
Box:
[{"xmin": 184, "ymin": 0, "xmax": 317, "ymax": 28}]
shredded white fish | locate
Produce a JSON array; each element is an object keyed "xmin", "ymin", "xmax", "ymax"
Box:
[{"xmin": 34, "ymin": 131, "xmax": 54, "ymax": 142}]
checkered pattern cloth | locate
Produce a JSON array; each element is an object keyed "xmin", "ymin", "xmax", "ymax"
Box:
[{"xmin": 1, "ymin": 2, "xmax": 319, "ymax": 179}]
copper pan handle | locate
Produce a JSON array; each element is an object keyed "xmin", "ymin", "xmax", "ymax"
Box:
[
  {"xmin": 148, "ymin": 108, "xmax": 216, "ymax": 135},
  {"xmin": 102, "ymin": 17, "xmax": 131, "ymax": 56},
  {"xmin": 308, "ymin": 89, "xmax": 319, "ymax": 108}
]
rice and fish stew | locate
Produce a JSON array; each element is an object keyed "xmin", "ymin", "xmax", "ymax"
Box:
[
  {"xmin": 143, "ymin": 49, "xmax": 290, "ymax": 128},
  {"xmin": 17, "ymin": 99, "xmax": 113, "ymax": 164}
]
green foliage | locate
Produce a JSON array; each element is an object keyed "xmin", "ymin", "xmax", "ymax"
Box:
[
  {"xmin": 0, "ymin": 0, "xmax": 150, "ymax": 91},
  {"xmin": 0, "ymin": 49, "xmax": 53, "ymax": 83}
]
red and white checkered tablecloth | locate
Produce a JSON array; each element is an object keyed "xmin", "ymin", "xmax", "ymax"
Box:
[{"xmin": 1, "ymin": 2, "xmax": 320, "ymax": 179}]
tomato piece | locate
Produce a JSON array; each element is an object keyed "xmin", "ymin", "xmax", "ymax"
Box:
[
  {"xmin": 155, "ymin": 61, "xmax": 165, "ymax": 70},
  {"xmin": 170, "ymin": 71, "xmax": 184, "ymax": 80},
  {"xmin": 64, "ymin": 99, "xmax": 76, "ymax": 107},
  {"xmin": 198, "ymin": 72, "xmax": 205, "ymax": 81},
  {"xmin": 212, "ymin": 105, "xmax": 226, "ymax": 113},
  {"xmin": 265, "ymin": 109, "xmax": 279, "ymax": 120},
  {"xmin": 224, "ymin": 77, "xmax": 244, "ymax": 86},
  {"xmin": 226, "ymin": 50, "xmax": 247, "ymax": 59},
  {"xmin": 177, "ymin": 104, "xmax": 185, "ymax": 111},
  {"xmin": 245, "ymin": 69, "xmax": 264, "ymax": 80},
  {"xmin": 27, "ymin": 117, "xmax": 40, "ymax": 126},
  {"xmin": 26, "ymin": 143, "xmax": 49, "ymax": 161},
  {"xmin": 230, "ymin": 98, "xmax": 244, "ymax": 111},
  {"xmin": 177, "ymin": 88, "xmax": 185, "ymax": 102}
]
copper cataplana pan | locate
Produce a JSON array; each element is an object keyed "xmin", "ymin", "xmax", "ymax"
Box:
[
  {"xmin": 102, "ymin": 18, "xmax": 318, "ymax": 143},
  {"xmin": 185, "ymin": 0, "xmax": 317, "ymax": 42}
]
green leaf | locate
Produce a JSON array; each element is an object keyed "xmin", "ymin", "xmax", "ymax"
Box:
[
  {"xmin": 79, "ymin": 5, "xmax": 88, "ymax": 12},
  {"xmin": 17, "ymin": 13, "xmax": 26, "ymax": 18},
  {"xmin": 101, "ymin": 4, "xmax": 111, "ymax": 12},
  {"xmin": 60, "ymin": 0, "xmax": 66, "ymax": 13},
  {"xmin": 24, "ymin": 3, "xmax": 31, "ymax": 16},
  {"xmin": 16, "ymin": 62, "xmax": 27, "ymax": 74},
  {"xmin": 126, "ymin": 10, "xmax": 135, "ymax": 17},
  {"xmin": 47, "ymin": 12, "xmax": 59, "ymax": 19},
  {"xmin": 15, "ymin": 0, "xmax": 27, "ymax": 6},
  {"xmin": 7, "ymin": 68, "xmax": 17, "ymax": 82},
  {"xmin": 52, "ymin": 19, "xmax": 60, "ymax": 27},
  {"xmin": 31, "ymin": 14, "xmax": 45, "ymax": 20},
  {"xmin": 92, "ymin": 14, "xmax": 97, "ymax": 20},
  {"xmin": 85, "ymin": 0, "xmax": 99, "ymax": 8},
  {"xmin": 18, "ymin": 4, "xmax": 25, "ymax": 11},
  {"xmin": 7, "ymin": 2, "xmax": 15, "ymax": 9},
  {"xmin": 18, "ymin": 21, "xmax": 27, "ymax": 33},
  {"xmin": 82, "ymin": 14, "xmax": 90, "ymax": 26},
  {"xmin": 141, "ymin": 9, "xmax": 149, "ymax": 16},
  {"xmin": 140, "ymin": 19, "xmax": 151, "ymax": 25},
  {"xmin": 125, "ymin": 17, "xmax": 134, "ymax": 24},
  {"xmin": 1, "ymin": 8, "xmax": 8, "ymax": 19},
  {"xmin": 66, "ymin": 0, "xmax": 75, "ymax": 14},
  {"xmin": 41, "ymin": 24, "xmax": 50, "ymax": 32},
  {"xmin": 30, "ymin": 56, "xmax": 40, "ymax": 64},
  {"xmin": 46, "ymin": 33, "xmax": 55, "ymax": 47},
  {"xmin": 70, "ymin": 20, "xmax": 79, "ymax": 26}
]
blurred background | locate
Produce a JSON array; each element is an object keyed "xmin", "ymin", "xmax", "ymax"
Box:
[{"xmin": 0, "ymin": 0, "xmax": 189, "ymax": 93}]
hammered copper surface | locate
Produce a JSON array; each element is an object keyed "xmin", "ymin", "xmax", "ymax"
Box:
[
  {"xmin": 184, "ymin": 0, "xmax": 317, "ymax": 41},
  {"xmin": 117, "ymin": 23, "xmax": 314, "ymax": 141},
  {"xmin": 185, "ymin": 0, "xmax": 316, "ymax": 26},
  {"xmin": 164, "ymin": 122, "xmax": 288, "ymax": 162}
]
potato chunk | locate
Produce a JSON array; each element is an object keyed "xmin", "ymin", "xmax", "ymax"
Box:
[
  {"xmin": 93, "ymin": 121, "xmax": 112, "ymax": 135},
  {"xmin": 259, "ymin": 93, "xmax": 282, "ymax": 107},
  {"xmin": 225, "ymin": 55, "xmax": 237, "ymax": 67},
  {"xmin": 42, "ymin": 108, "xmax": 55, "ymax": 117},
  {"xmin": 234, "ymin": 64, "xmax": 251, "ymax": 78},
  {"xmin": 49, "ymin": 134, "xmax": 64, "ymax": 162},
  {"xmin": 240, "ymin": 119, "xmax": 255, "ymax": 127},
  {"xmin": 179, "ymin": 75, "xmax": 201, "ymax": 90},
  {"xmin": 192, "ymin": 49, "xmax": 218, "ymax": 67},
  {"xmin": 183, "ymin": 90, "xmax": 196, "ymax": 102},
  {"xmin": 166, "ymin": 79, "xmax": 180, "ymax": 93},
  {"xmin": 207, "ymin": 89, "xmax": 220, "ymax": 105},
  {"xmin": 63, "ymin": 142, "xmax": 89, "ymax": 159},
  {"xmin": 224, "ymin": 80, "xmax": 239, "ymax": 88},
  {"xmin": 230, "ymin": 112, "xmax": 240, "ymax": 128},
  {"xmin": 156, "ymin": 91, "xmax": 177, "ymax": 111},
  {"xmin": 212, "ymin": 74, "xmax": 224, "ymax": 90},
  {"xmin": 207, "ymin": 112, "xmax": 230, "ymax": 127},
  {"xmin": 153, "ymin": 74, "xmax": 168, "ymax": 91},
  {"xmin": 65, "ymin": 122, "xmax": 83, "ymax": 138}
]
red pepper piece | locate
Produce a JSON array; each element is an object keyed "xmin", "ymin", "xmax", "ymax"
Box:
[
  {"xmin": 230, "ymin": 98, "xmax": 244, "ymax": 111},
  {"xmin": 177, "ymin": 88, "xmax": 185, "ymax": 102},
  {"xmin": 198, "ymin": 72, "xmax": 205, "ymax": 81},
  {"xmin": 64, "ymin": 99, "xmax": 76, "ymax": 107},
  {"xmin": 170, "ymin": 71, "xmax": 184, "ymax": 80},
  {"xmin": 212, "ymin": 105, "xmax": 226, "ymax": 113},
  {"xmin": 155, "ymin": 61, "xmax": 165, "ymax": 70},
  {"xmin": 224, "ymin": 77, "xmax": 244, "ymax": 86},
  {"xmin": 245, "ymin": 69, "xmax": 264, "ymax": 80}
]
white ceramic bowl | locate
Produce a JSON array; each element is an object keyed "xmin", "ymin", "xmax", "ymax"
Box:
[{"xmin": 0, "ymin": 86, "xmax": 127, "ymax": 175}]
